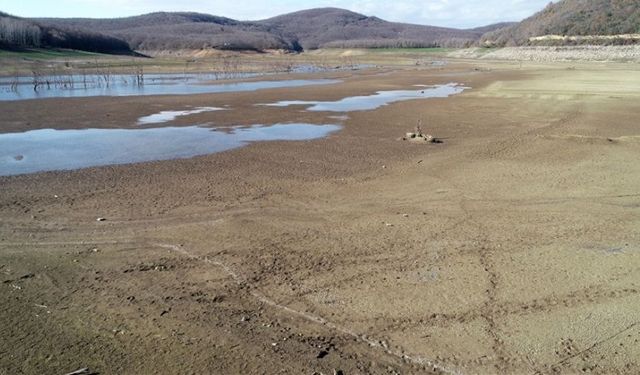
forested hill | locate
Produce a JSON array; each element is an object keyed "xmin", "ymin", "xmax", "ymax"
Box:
[
  {"xmin": 481, "ymin": 0, "xmax": 640, "ymax": 46},
  {"xmin": 36, "ymin": 12, "xmax": 299, "ymax": 51},
  {"xmin": 35, "ymin": 8, "xmax": 510, "ymax": 52},
  {"xmin": 254, "ymin": 8, "xmax": 505, "ymax": 49}
]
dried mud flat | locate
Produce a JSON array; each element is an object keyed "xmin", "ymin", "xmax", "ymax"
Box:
[{"xmin": 1, "ymin": 62, "xmax": 639, "ymax": 374}]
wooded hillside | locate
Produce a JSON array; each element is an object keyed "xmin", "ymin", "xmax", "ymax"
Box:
[
  {"xmin": 481, "ymin": 0, "xmax": 640, "ymax": 46},
  {"xmin": 0, "ymin": 11, "xmax": 132, "ymax": 53}
]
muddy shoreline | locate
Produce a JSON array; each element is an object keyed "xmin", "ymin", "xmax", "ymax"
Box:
[{"xmin": 1, "ymin": 61, "xmax": 639, "ymax": 374}]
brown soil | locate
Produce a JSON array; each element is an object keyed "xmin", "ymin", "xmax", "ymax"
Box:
[{"xmin": 1, "ymin": 61, "xmax": 639, "ymax": 374}]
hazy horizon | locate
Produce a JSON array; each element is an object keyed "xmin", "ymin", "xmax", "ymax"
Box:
[{"xmin": 3, "ymin": 0, "xmax": 555, "ymax": 29}]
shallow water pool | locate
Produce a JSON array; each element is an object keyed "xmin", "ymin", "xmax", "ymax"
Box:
[
  {"xmin": 0, "ymin": 75, "xmax": 342, "ymax": 101},
  {"xmin": 137, "ymin": 107, "xmax": 226, "ymax": 125},
  {"xmin": 259, "ymin": 83, "xmax": 466, "ymax": 112},
  {"xmin": 0, "ymin": 124, "xmax": 341, "ymax": 176}
]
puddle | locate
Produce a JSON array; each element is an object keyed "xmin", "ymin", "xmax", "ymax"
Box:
[
  {"xmin": 138, "ymin": 107, "xmax": 225, "ymax": 125},
  {"xmin": 0, "ymin": 75, "xmax": 341, "ymax": 101},
  {"xmin": 259, "ymin": 83, "xmax": 466, "ymax": 112},
  {"xmin": 0, "ymin": 124, "xmax": 341, "ymax": 176}
]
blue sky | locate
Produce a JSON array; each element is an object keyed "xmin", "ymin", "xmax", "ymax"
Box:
[{"xmin": 1, "ymin": 0, "xmax": 554, "ymax": 28}]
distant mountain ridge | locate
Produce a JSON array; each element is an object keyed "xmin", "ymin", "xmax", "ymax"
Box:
[
  {"xmin": 37, "ymin": 12, "xmax": 299, "ymax": 52},
  {"xmin": 4, "ymin": 2, "xmax": 636, "ymax": 54},
  {"xmin": 33, "ymin": 8, "xmax": 511, "ymax": 52},
  {"xmin": 481, "ymin": 0, "xmax": 640, "ymax": 46},
  {"xmin": 255, "ymin": 8, "xmax": 504, "ymax": 50}
]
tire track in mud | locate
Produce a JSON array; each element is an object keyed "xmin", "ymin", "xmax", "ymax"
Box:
[
  {"xmin": 422, "ymin": 99, "xmax": 640, "ymax": 371},
  {"xmin": 375, "ymin": 285, "xmax": 639, "ymax": 332},
  {"xmin": 408, "ymin": 122, "xmax": 556, "ymax": 370},
  {"xmin": 412, "ymin": 166, "xmax": 515, "ymax": 370},
  {"xmin": 156, "ymin": 243, "xmax": 465, "ymax": 375},
  {"xmin": 457, "ymin": 195, "xmax": 514, "ymax": 372},
  {"xmin": 403, "ymin": 101, "xmax": 591, "ymax": 371}
]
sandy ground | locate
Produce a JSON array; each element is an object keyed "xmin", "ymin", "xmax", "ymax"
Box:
[{"xmin": 1, "ymin": 60, "xmax": 639, "ymax": 374}]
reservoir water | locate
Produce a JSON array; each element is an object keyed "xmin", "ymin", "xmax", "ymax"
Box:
[{"xmin": 0, "ymin": 124, "xmax": 341, "ymax": 176}]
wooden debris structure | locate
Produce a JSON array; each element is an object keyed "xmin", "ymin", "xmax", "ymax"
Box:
[{"xmin": 399, "ymin": 120, "xmax": 441, "ymax": 143}]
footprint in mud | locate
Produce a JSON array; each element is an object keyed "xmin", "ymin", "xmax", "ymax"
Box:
[{"xmin": 557, "ymin": 338, "xmax": 579, "ymax": 357}]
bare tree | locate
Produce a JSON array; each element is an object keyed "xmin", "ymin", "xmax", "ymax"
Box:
[
  {"xmin": 31, "ymin": 69, "xmax": 43, "ymax": 92},
  {"xmin": 0, "ymin": 17, "xmax": 41, "ymax": 47}
]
